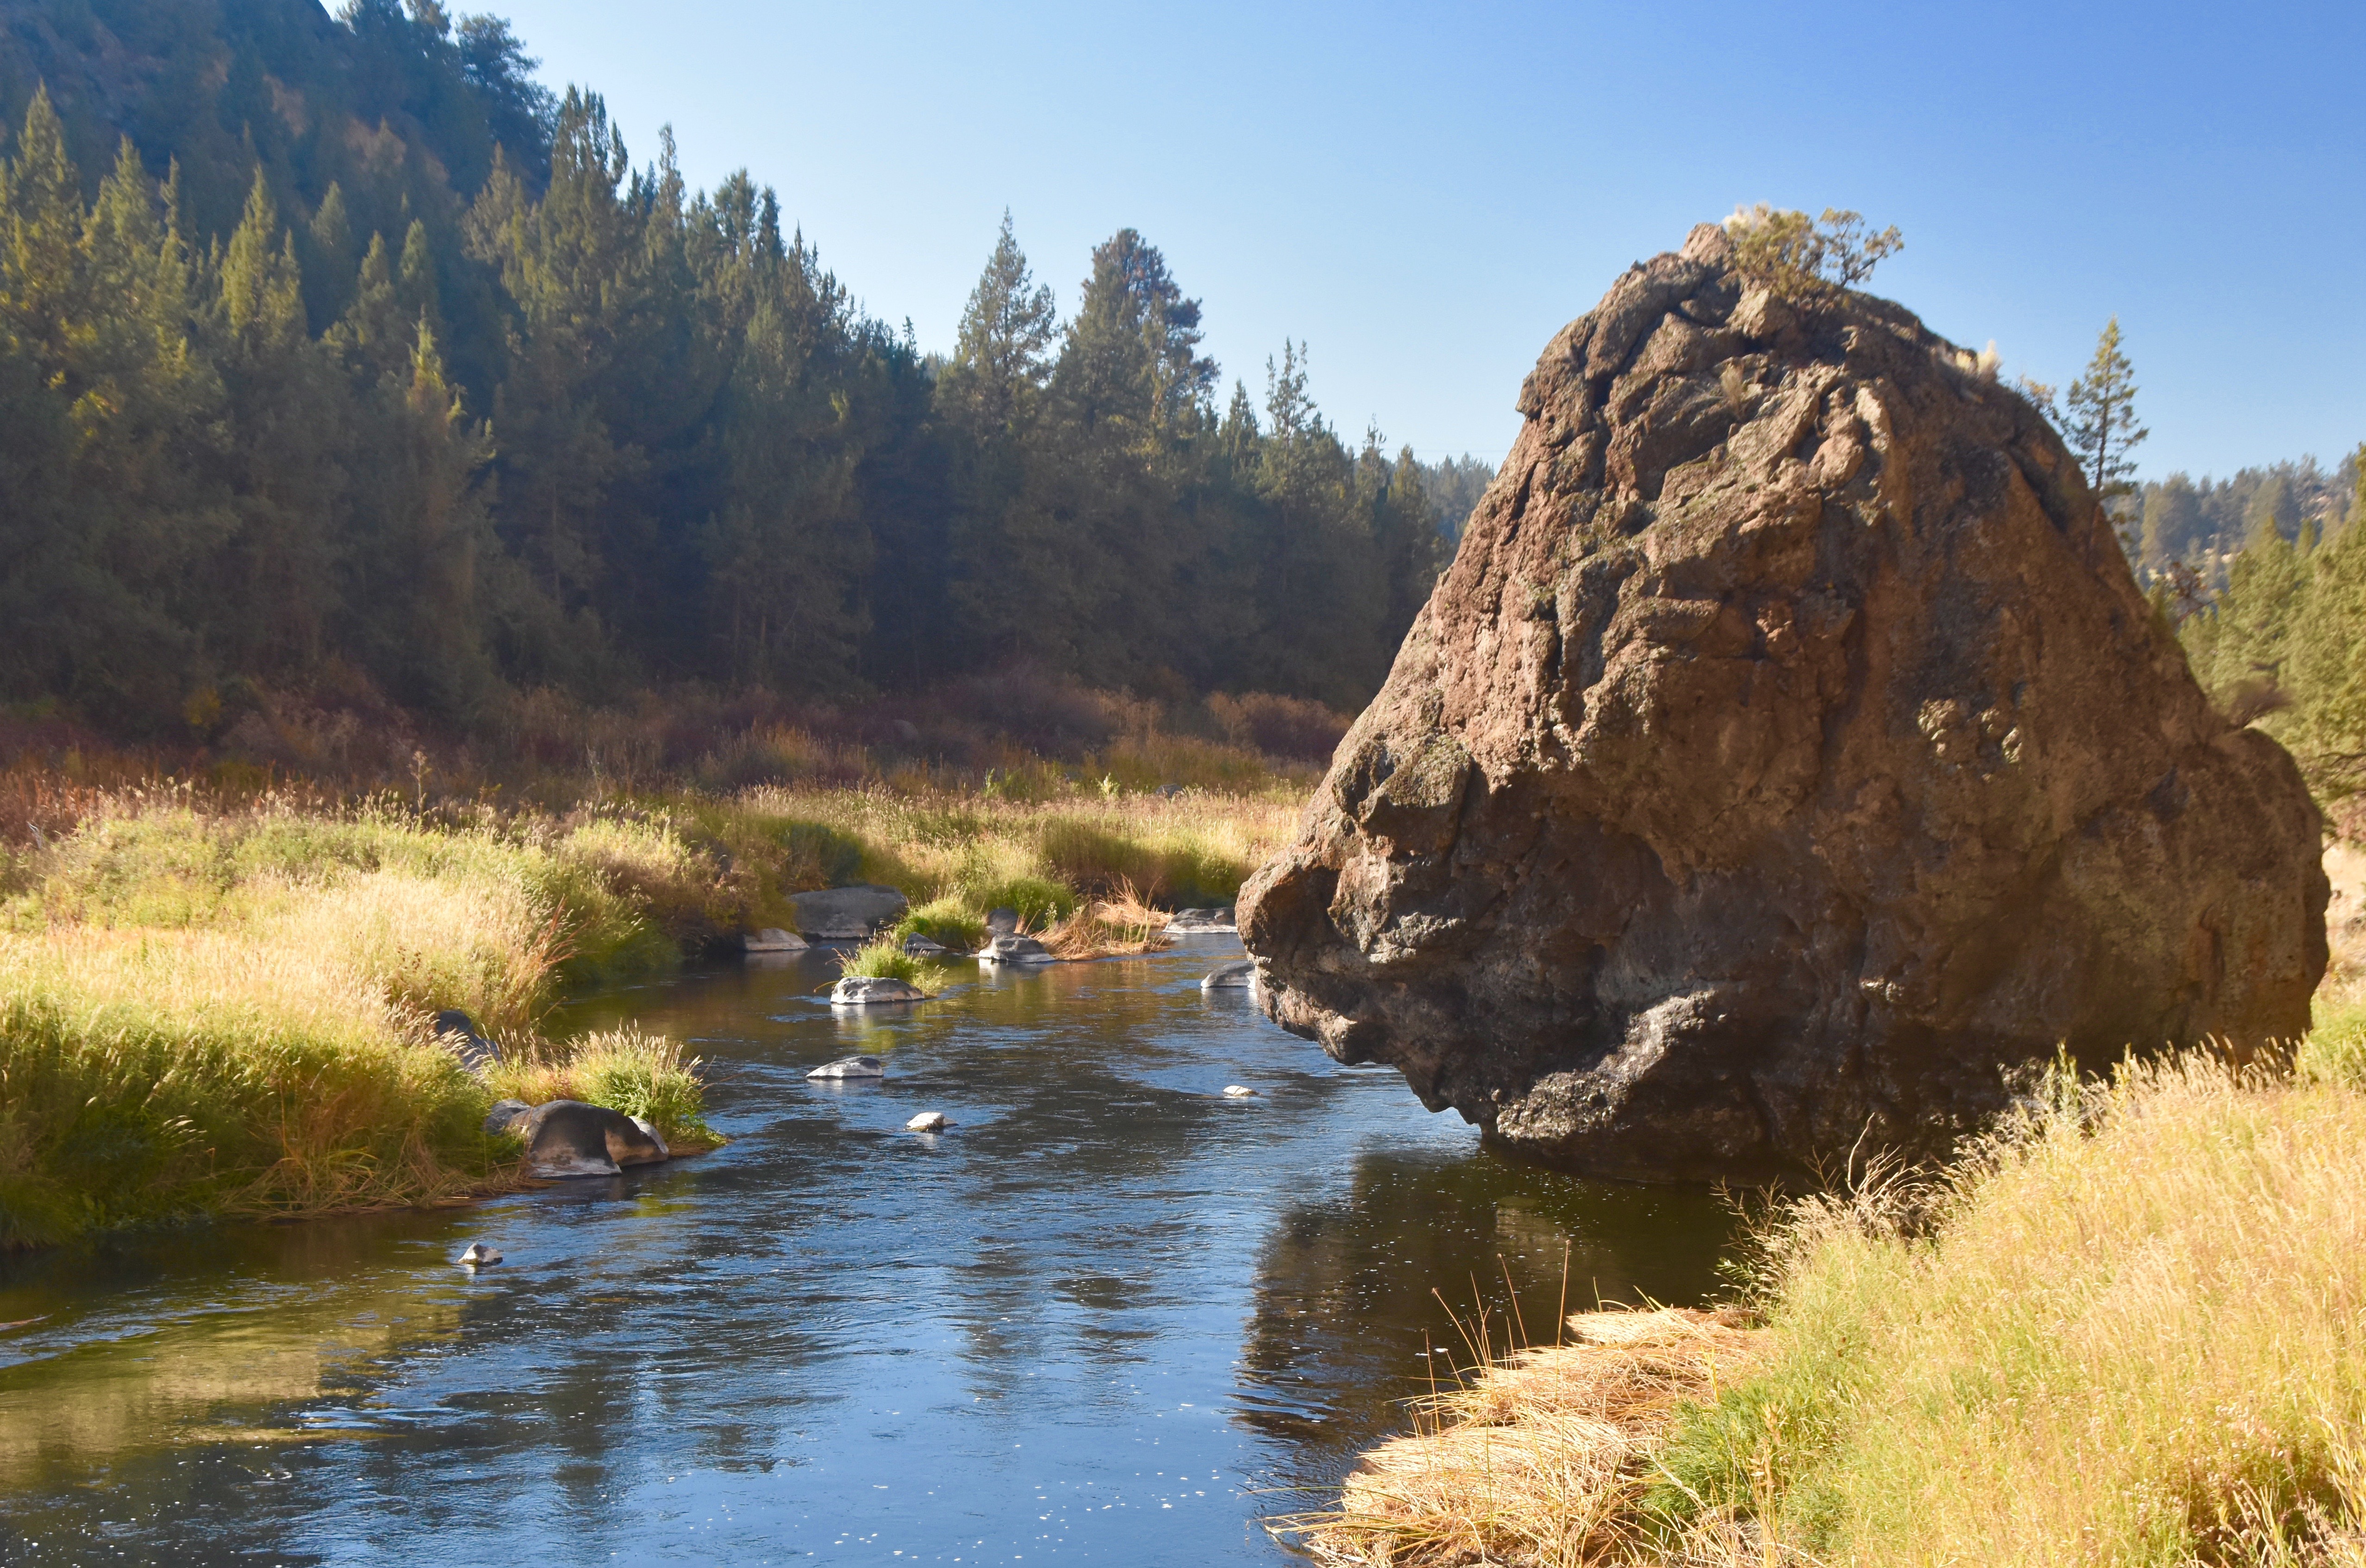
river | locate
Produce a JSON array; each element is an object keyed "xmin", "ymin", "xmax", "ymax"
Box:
[{"xmin": 0, "ymin": 934, "xmax": 1735, "ymax": 1564}]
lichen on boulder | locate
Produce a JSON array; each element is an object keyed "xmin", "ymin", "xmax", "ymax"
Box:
[{"xmin": 1240, "ymin": 224, "xmax": 2329, "ymax": 1180}]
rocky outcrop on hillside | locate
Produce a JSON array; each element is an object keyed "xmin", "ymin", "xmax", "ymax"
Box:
[{"xmin": 1240, "ymin": 224, "xmax": 2328, "ymax": 1180}]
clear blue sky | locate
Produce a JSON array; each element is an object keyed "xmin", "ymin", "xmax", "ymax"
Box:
[{"xmin": 487, "ymin": 0, "xmax": 2361, "ymax": 481}]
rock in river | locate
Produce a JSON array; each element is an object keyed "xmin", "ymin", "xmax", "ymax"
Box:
[
  {"xmin": 906, "ymin": 1111, "xmax": 948, "ymax": 1132},
  {"xmin": 1201, "ymin": 961, "xmax": 1256, "ymax": 990},
  {"xmin": 1166, "ymin": 907, "xmax": 1238, "ymax": 933},
  {"xmin": 743, "ymin": 927, "xmax": 806, "ymax": 953},
  {"xmin": 830, "ymin": 975, "xmax": 929, "ymax": 1006},
  {"xmin": 511, "ymin": 1100, "xmax": 670, "ymax": 1180},
  {"xmin": 978, "ymin": 934, "xmax": 1055, "ymax": 965},
  {"xmin": 807, "ymin": 1055, "xmax": 886, "ymax": 1080},
  {"xmin": 789, "ymin": 884, "xmax": 910, "ymax": 940},
  {"xmin": 1240, "ymin": 223, "xmax": 2328, "ymax": 1182}
]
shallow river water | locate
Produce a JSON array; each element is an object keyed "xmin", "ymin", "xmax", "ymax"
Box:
[{"xmin": 0, "ymin": 935, "xmax": 1734, "ymax": 1565}]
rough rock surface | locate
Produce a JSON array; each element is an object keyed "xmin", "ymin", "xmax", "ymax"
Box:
[{"xmin": 1240, "ymin": 224, "xmax": 2328, "ymax": 1181}]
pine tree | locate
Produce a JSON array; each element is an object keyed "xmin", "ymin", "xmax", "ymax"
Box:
[
  {"xmin": 2063, "ymin": 318, "xmax": 2148, "ymax": 545},
  {"xmin": 943, "ymin": 211, "xmax": 1056, "ymax": 433}
]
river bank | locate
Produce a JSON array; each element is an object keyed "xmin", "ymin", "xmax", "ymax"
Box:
[
  {"xmin": 1284, "ymin": 1015, "xmax": 2366, "ymax": 1567},
  {"xmin": 0, "ymin": 769, "xmax": 1303, "ymax": 1248}
]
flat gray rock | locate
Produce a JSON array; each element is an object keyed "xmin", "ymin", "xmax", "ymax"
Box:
[
  {"xmin": 788, "ymin": 884, "xmax": 910, "ymax": 940},
  {"xmin": 978, "ymin": 934, "xmax": 1055, "ymax": 965},
  {"xmin": 1201, "ymin": 961, "xmax": 1255, "ymax": 990},
  {"xmin": 830, "ymin": 975, "xmax": 928, "ymax": 1006},
  {"xmin": 743, "ymin": 927, "xmax": 806, "ymax": 953},
  {"xmin": 806, "ymin": 1055, "xmax": 887, "ymax": 1080}
]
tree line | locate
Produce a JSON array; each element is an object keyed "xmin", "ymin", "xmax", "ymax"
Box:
[{"xmin": 0, "ymin": 0, "xmax": 1469, "ymax": 735}]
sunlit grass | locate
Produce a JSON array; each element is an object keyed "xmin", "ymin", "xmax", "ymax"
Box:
[
  {"xmin": 834, "ymin": 938, "xmax": 955, "ymax": 995},
  {"xmin": 481, "ymin": 1027, "xmax": 717, "ymax": 1150}
]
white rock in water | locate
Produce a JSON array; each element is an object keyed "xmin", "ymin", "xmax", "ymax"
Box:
[
  {"xmin": 1201, "ymin": 962, "xmax": 1255, "ymax": 990},
  {"xmin": 977, "ymin": 934, "xmax": 1055, "ymax": 965},
  {"xmin": 807, "ymin": 1055, "xmax": 887, "ymax": 1080},
  {"xmin": 830, "ymin": 975, "xmax": 929, "ymax": 1006},
  {"xmin": 1223, "ymin": 1084, "xmax": 1258, "ymax": 1098},
  {"xmin": 456, "ymin": 1242, "xmax": 502, "ymax": 1267},
  {"xmin": 906, "ymin": 1111, "xmax": 947, "ymax": 1132},
  {"xmin": 743, "ymin": 927, "xmax": 807, "ymax": 953}
]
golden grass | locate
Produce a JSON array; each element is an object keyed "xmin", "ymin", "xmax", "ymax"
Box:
[
  {"xmin": 1275, "ymin": 1308, "xmax": 1764, "ymax": 1568},
  {"xmin": 0, "ymin": 769, "xmax": 1292, "ymax": 1245},
  {"xmin": 0, "ymin": 795, "xmax": 717, "ymax": 1244},
  {"xmin": 481, "ymin": 1026, "xmax": 718, "ymax": 1150},
  {"xmin": 1660, "ymin": 1050, "xmax": 2366, "ymax": 1565},
  {"xmin": 1295, "ymin": 1032, "xmax": 2366, "ymax": 1568},
  {"xmin": 1040, "ymin": 880, "xmax": 1174, "ymax": 959}
]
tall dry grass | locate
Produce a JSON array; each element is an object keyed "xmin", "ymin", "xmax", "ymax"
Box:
[
  {"xmin": 1276, "ymin": 1307, "xmax": 1764, "ymax": 1568},
  {"xmin": 1644, "ymin": 1047, "xmax": 2366, "ymax": 1564},
  {"xmin": 1293, "ymin": 1027, "xmax": 2366, "ymax": 1568},
  {"xmin": 0, "ymin": 796, "xmax": 717, "ymax": 1245}
]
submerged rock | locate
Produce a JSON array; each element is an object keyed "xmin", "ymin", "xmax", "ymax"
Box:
[
  {"xmin": 906, "ymin": 1111, "xmax": 947, "ymax": 1132},
  {"xmin": 1242, "ymin": 224, "xmax": 2328, "ymax": 1182},
  {"xmin": 1201, "ymin": 961, "xmax": 1256, "ymax": 990},
  {"xmin": 978, "ymin": 934, "xmax": 1055, "ymax": 965},
  {"xmin": 1223, "ymin": 1084, "xmax": 1257, "ymax": 1098},
  {"xmin": 830, "ymin": 975, "xmax": 929, "ymax": 1006},
  {"xmin": 510, "ymin": 1100, "xmax": 669, "ymax": 1180},
  {"xmin": 456, "ymin": 1242, "xmax": 502, "ymax": 1268},
  {"xmin": 789, "ymin": 884, "xmax": 910, "ymax": 940},
  {"xmin": 807, "ymin": 1055, "xmax": 886, "ymax": 1080}
]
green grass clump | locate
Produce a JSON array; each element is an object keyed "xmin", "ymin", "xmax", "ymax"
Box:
[
  {"xmin": 962, "ymin": 874, "xmax": 1076, "ymax": 932},
  {"xmin": 482, "ymin": 1027, "xmax": 716, "ymax": 1150},
  {"xmin": 892, "ymin": 896, "xmax": 987, "ymax": 953},
  {"xmin": 1032, "ymin": 819, "xmax": 1247, "ymax": 908},
  {"xmin": 834, "ymin": 939, "xmax": 954, "ymax": 995}
]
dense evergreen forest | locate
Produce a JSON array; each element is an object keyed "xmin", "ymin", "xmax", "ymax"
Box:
[{"xmin": 0, "ymin": 0, "xmax": 1474, "ymax": 737}]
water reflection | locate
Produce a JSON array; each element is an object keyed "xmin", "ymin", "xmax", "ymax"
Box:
[
  {"xmin": 1236, "ymin": 1145, "xmax": 1729, "ymax": 1471},
  {"xmin": 0, "ymin": 939, "xmax": 1735, "ymax": 1563}
]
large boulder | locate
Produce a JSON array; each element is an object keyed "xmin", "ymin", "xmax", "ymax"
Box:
[
  {"xmin": 1241, "ymin": 224, "xmax": 2328, "ymax": 1181},
  {"xmin": 788, "ymin": 884, "xmax": 909, "ymax": 940}
]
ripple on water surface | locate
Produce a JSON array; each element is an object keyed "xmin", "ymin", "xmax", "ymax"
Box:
[{"xmin": 0, "ymin": 935, "xmax": 1735, "ymax": 1564}]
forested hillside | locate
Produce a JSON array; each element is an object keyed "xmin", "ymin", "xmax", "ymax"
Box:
[{"xmin": 0, "ymin": 0, "xmax": 1469, "ymax": 738}]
